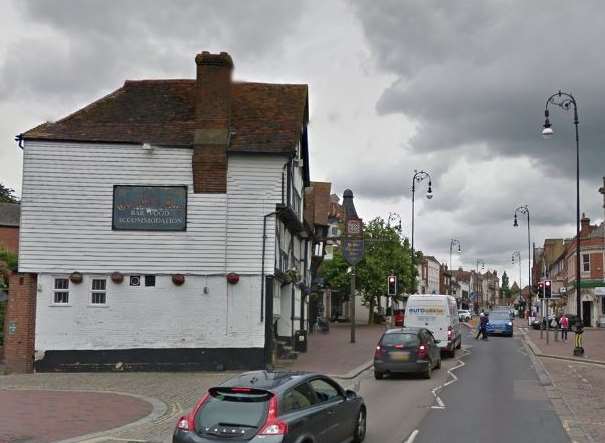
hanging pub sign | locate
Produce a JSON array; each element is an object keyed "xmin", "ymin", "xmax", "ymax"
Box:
[
  {"xmin": 343, "ymin": 217, "xmax": 364, "ymax": 265},
  {"xmin": 112, "ymin": 185, "xmax": 187, "ymax": 231}
]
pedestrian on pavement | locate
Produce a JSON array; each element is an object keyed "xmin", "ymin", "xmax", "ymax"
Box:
[{"xmin": 560, "ymin": 313, "xmax": 569, "ymax": 341}]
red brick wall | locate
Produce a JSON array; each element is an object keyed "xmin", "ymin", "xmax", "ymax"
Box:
[
  {"xmin": 4, "ymin": 273, "xmax": 37, "ymax": 373},
  {"xmin": 0, "ymin": 226, "xmax": 19, "ymax": 253}
]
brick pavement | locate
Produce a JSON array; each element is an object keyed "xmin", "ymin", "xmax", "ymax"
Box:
[
  {"xmin": 524, "ymin": 324, "xmax": 605, "ymax": 362},
  {"xmin": 284, "ymin": 323, "xmax": 386, "ymax": 375},
  {"xmin": 0, "ymin": 372, "xmax": 233, "ymax": 443},
  {"xmin": 0, "ymin": 390, "xmax": 152, "ymax": 443},
  {"xmin": 0, "ymin": 324, "xmax": 385, "ymax": 443},
  {"xmin": 518, "ymin": 322, "xmax": 605, "ymax": 442}
]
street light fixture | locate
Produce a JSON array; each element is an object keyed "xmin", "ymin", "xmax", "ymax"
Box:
[
  {"xmin": 542, "ymin": 90, "xmax": 582, "ymax": 333},
  {"xmin": 449, "ymin": 239, "xmax": 462, "ymax": 295},
  {"xmin": 513, "ymin": 205, "xmax": 532, "ymax": 311},
  {"xmin": 475, "ymin": 258, "xmax": 485, "ymax": 307},
  {"xmin": 410, "ymin": 169, "xmax": 433, "ymax": 258}
]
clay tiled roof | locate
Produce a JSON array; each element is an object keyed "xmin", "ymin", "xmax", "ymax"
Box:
[
  {"xmin": 22, "ymin": 80, "xmax": 308, "ymax": 154},
  {"xmin": 311, "ymin": 182, "xmax": 331, "ymax": 227}
]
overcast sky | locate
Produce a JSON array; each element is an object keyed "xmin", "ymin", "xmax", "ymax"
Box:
[{"xmin": 1, "ymin": 0, "xmax": 604, "ymax": 285}]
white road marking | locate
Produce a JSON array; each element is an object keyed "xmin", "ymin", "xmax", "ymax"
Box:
[
  {"xmin": 403, "ymin": 429, "xmax": 419, "ymax": 443},
  {"xmin": 430, "ymin": 348, "xmax": 470, "ymax": 409}
]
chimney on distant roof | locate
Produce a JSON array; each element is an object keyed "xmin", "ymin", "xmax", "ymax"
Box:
[
  {"xmin": 580, "ymin": 213, "xmax": 590, "ymax": 236},
  {"xmin": 192, "ymin": 51, "xmax": 233, "ymax": 193}
]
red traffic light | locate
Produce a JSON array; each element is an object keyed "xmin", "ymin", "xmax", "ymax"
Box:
[
  {"xmin": 545, "ymin": 280, "xmax": 551, "ymax": 287},
  {"xmin": 388, "ymin": 276, "xmax": 396, "ymax": 283}
]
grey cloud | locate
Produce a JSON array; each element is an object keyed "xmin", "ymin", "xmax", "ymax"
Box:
[
  {"xmin": 1, "ymin": 0, "xmax": 305, "ymax": 100},
  {"xmin": 352, "ymin": 0, "xmax": 605, "ymax": 181}
]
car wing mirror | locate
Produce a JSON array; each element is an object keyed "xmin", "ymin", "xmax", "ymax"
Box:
[
  {"xmin": 433, "ymin": 339, "xmax": 441, "ymax": 344},
  {"xmin": 345, "ymin": 389, "xmax": 357, "ymax": 400}
]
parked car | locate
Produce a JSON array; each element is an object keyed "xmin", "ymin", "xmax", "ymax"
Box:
[
  {"xmin": 404, "ymin": 294, "xmax": 462, "ymax": 357},
  {"xmin": 373, "ymin": 327, "xmax": 442, "ymax": 380},
  {"xmin": 394, "ymin": 309, "xmax": 405, "ymax": 326},
  {"xmin": 486, "ymin": 311, "xmax": 514, "ymax": 336},
  {"xmin": 458, "ymin": 309, "xmax": 472, "ymax": 322},
  {"xmin": 173, "ymin": 370, "xmax": 366, "ymax": 443}
]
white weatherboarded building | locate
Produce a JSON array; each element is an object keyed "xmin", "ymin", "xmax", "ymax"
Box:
[{"xmin": 18, "ymin": 51, "xmax": 315, "ymax": 371}]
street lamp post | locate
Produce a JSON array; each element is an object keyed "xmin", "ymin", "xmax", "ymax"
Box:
[
  {"xmin": 410, "ymin": 170, "xmax": 432, "ymax": 293},
  {"xmin": 449, "ymin": 239, "xmax": 462, "ymax": 295},
  {"xmin": 476, "ymin": 258, "xmax": 485, "ymax": 307},
  {"xmin": 542, "ymin": 91, "xmax": 582, "ymax": 334},
  {"xmin": 514, "ymin": 205, "xmax": 532, "ymax": 310}
]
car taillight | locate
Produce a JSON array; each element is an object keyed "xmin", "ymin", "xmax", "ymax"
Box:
[
  {"xmin": 374, "ymin": 345, "xmax": 383, "ymax": 358},
  {"xmin": 259, "ymin": 396, "xmax": 288, "ymax": 436},
  {"xmin": 176, "ymin": 416, "xmax": 190, "ymax": 431},
  {"xmin": 417, "ymin": 344, "xmax": 428, "ymax": 359},
  {"xmin": 447, "ymin": 326, "xmax": 453, "ymax": 341},
  {"xmin": 176, "ymin": 392, "xmax": 209, "ymax": 433}
]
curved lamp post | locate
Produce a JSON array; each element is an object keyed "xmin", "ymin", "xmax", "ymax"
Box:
[
  {"xmin": 512, "ymin": 250, "xmax": 522, "ymax": 296},
  {"xmin": 476, "ymin": 258, "xmax": 485, "ymax": 306},
  {"xmin": 449, "ymin": 239, "xmax": 462, "ymax": 295},
  {"xmin": 542, "ymin": 91, "xmax": 582, "ymax": 328},
  {"xmin": 410, "ymin": 170, "xmax": 433, "ymax": 258},
  {"xmin": 514, "ymin": 205, "xmax": 532, "ymax": 309}
]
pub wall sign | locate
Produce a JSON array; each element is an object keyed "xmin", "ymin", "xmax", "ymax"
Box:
[{"xmin": 112, "ymin": 185, "xmax": 187, "ymax": 231}]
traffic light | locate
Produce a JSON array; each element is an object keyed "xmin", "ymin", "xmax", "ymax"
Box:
[
  {"xmin": 538, "ymin": 281, "xmax": 544, "ymax": 298},
  {"xmin": 387, "ymin": 275, "xmax": 397, "ymax": 296},
  {"xmin": 544, "ymin": 280, "xmax": 552, "ymax": 299}
]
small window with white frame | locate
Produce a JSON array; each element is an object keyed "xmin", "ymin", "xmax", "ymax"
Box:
[
  {"xmin": 582, "ymin": 254, "xmax": 590, "ymax": 272},
  {"xmin": 91, "ymin": 279, "xmax": 107, "ymax": 305},
  {"xmin": 53, "ymin": 278, "xmax": 69, "ymax": 304}
]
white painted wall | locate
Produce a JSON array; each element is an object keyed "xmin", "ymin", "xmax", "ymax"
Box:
[
  {"xmin": 19, "ymin": 141, "xmax": 286, "ymax": 275},
  {"xmin": 35, "ymin": 273, "xmax": 264, "ymax": 352}
]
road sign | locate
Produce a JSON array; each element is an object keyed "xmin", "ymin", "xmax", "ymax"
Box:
[{"xmin": 343, "ymin": 217, "xmax": 364, "ymax": 265}]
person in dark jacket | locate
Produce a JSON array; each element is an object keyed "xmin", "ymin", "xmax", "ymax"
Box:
[{"xmin": 475, "ymin": 312, "xmax": 489, "ymax": 340}]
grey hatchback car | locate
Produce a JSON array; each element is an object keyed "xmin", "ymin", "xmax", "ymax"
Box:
[
  {"xmin": 173, "ymin": 370, "xmax": 366, "ymax": 443},
  {"xmin": 373, "ymin": 327, "xmax": 442, "ymax": 379}
]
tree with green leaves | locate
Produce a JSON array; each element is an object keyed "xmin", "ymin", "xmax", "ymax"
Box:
[
  {"xmin": 320, "ymin": 216, "xmax": 417, "ymax": 324},
  {"xmin": 0, "ymin": 183, "xmax": 18, "ymax": 203},
  {"xmin": 500, "ymin": 271, "xmax": 511, "ymax": 299}
]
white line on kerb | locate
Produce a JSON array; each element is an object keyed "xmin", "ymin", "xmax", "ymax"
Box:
[{"xmin": 404, "ymin": 429, "xmax": 420, "ymax": 443}]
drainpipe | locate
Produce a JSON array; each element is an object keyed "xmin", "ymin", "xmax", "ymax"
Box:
[{"xmin": 261, "ymin": 212, "xmax": 276, "ymax": 322}]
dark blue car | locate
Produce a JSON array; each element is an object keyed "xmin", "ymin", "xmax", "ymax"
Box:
[{"xmin": 486, "ymin": 311, "xmax": 514, "ymax": 337}]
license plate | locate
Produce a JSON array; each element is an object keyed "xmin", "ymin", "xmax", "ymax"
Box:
[{"xmin": 389, "ymin": 351, "xmax": 410, "ymax": 361}]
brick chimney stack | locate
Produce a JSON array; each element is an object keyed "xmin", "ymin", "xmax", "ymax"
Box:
[
  {"xmin": 192, "ymin": 51, "xmax": 234, "ymax": 193},
  {"xmin": 580, "ymin": 213, "xmax": 591, "ymax": 236}
]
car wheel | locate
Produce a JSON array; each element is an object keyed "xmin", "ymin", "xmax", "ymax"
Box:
[
  {"xmin": 424, "ymin": 362, "xmax": 432, "ymax": 379},
  {"xmin": 374, "ymin": 370, "xmax": 384, "ymax": 380},
  {"xmin": 353, "ymin": 407, "xmax": 367, "ymax": 443}
]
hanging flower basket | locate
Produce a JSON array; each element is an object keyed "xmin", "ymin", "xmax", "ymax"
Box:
[
  {"xmin": 226, "ymin": 273, "xmax": 240, "ymax": 284},
  {"xmin": 172, "ymin": 274, "xmax": 185, "ymax": 286},
  {"xmin": 69, "ymin": 272, "xmax": 83, "ymax": 284},
  {"xmin": 111, "ymin": 272, "xmax": 124, "ymax": 284}
]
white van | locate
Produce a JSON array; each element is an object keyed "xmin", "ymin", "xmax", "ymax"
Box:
[{"xmin": 404, "ymin": 294, "xmax": 461, "ymax": 357}]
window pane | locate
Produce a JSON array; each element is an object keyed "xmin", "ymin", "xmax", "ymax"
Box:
[
  {"xmin": 92, "ymin": 279, "xmax": 106, "ymax": 290},
  {"xmin": 381, "ymin": 333, "xmax": 419, "ymax": 346},
  {"xmin": 54, "ymin": 292, "xmax": 69, "ymax": 303},
  {"xmin": 55, "ymin": 278, "xmax": 69, "ymax": 290},
  {"xmin": 309, "ymin": 379, "xmax": 340, "ymax": 403},
  {"xmin": 282, "ymin": 384, "xmax": 315, "ymax": 413},
  {"xmin": 92, "ymin": 292, "xmax": 106, "ymax": 304}
]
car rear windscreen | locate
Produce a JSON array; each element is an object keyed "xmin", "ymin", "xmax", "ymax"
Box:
[
  {"xmin": 195, "ymin": 389, "xmax": 270, "ymax": 432},
  {"xmin": 381, "ymin": 333, "xmax": 419, "ymax": 346}
]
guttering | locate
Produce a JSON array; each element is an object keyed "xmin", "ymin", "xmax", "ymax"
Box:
[{"xmin": 261, "ymin": 211, "xmax": 277, "ymax": 322}]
